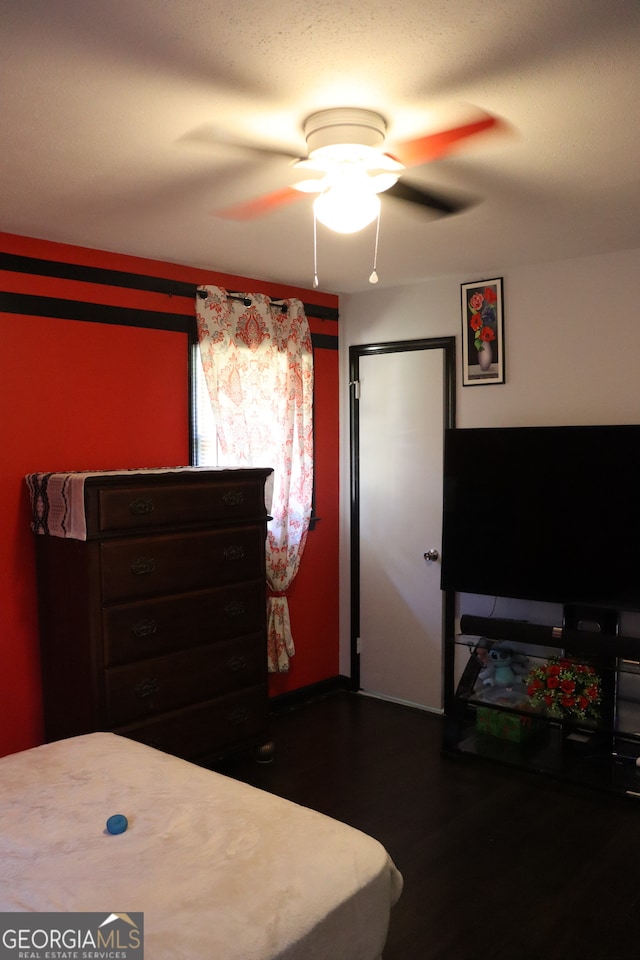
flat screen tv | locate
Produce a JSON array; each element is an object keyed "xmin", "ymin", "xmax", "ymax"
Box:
[{"xmin": 440, "ymin": 424, "xmax": 640, "ymax": 610}]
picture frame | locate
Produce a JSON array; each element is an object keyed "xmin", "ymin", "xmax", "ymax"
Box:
[{"xmin": 461, "ymin": 277, "xmax": 505, "ymax": 386}]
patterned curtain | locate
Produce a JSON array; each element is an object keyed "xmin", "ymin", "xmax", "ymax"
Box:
[{"xmin": 195, "ymin": 285, "xmax": 314, "ymax": 672}]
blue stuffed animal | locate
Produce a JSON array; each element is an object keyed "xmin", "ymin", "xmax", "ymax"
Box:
[{"xmin": 479, "ymin": 645, "xmax": 528, "ymax": 687}]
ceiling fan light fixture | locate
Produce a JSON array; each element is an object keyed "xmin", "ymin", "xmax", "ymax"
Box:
[
  {"xmin": 369, "ymin": 171, "xmax": 401, "ymax": 193},
  {"xmin": 308, "ymin": 142, "xmax": 381, "ymax": 164},
  {"xmin": 304, "ymin": 108, "xmax": 387, "ymax": 156},
  {"xmin": 313, "ymin": 182, "xmax": 381, "ymax": 234},
  {"xmin": 300, "ymin": 109, "xmax": 404, "ymax": 232}
]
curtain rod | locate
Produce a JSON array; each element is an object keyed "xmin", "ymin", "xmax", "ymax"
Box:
[
  {"xmin": 195, "ymin": 286, "xmax": 338, "ymax": 322},
  {"xmin": 197, "ymin": 288, "xmax": 288, "ymax": 313}
]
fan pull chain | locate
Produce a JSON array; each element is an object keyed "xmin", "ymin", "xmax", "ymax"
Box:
[
  {"xmin": 369, "ymin": 209, "xmax": 380, "ymax": 284},
  {"xmin": 313, "ymin": 212, "xmax": 319, "ymax": 289}
]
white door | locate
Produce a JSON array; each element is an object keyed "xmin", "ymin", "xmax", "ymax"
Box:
[{"xmin": 354, "ymin": 341, "xmax": 452, "ymax": 711}]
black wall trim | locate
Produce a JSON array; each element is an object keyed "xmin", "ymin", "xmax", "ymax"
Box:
[
  {"xmin": 0, "ymin": 291, "xmax": 194, "ymax": 334},
  {"xmin": 0, "ymin": 252, "xmax": 197, "ymax": 299},
  {"xmin": 299, "ymin": 303, "xmax": 339, "ymax": 322},
  {"xmin": 1, "ymin": 291, "xmax": 338, "ymax": 348},
  {"xmin": 312, "ymin": 332, "xmax": 338, "ymax": 351},
  {"xmin": 0, "ymin": 251, "xmax": 339, "ymax": 322}
]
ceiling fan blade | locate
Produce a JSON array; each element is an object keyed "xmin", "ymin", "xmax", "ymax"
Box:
[
  {"xmin": 213, "ymin": 185, "xmax": 306, "ymax": 220},
  {"xmin": 385, "ymin": 179, "xmax": 475, "ymax": 215},
  {"xmin": 390, "ymin": 113, "xmax": 501, "ymax": 168},
  {"xmin": 180, "ymin": 124, "xmax": 302, "ymax": 160}
]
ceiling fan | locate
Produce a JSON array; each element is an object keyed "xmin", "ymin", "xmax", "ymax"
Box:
[{"xmin": 211, "ymin": 106, "xmax": 503, "ymax": 233}]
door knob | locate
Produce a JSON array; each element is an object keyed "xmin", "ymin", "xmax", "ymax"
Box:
[{"xmin": 424, "ymin": 549, "xmax": 439, "ymax": 562}]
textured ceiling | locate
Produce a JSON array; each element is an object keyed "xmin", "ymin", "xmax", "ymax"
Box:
[{"xmin": 1, "ymin": 0, "xmax": 639, "ymax": 293}]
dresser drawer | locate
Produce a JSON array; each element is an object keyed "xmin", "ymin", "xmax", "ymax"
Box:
[
  {"xmin": 100, "ymin": 525, "xmax": 265, "ymax": 603},
  {"xmin": 117, "ymin": 685, "xmax": 268, "ymax": 761},
  {"xmin": 104, "ymin": 633, "xmax": 266, "ymax": 725},
  {"xmin": 91, "ymin": 476, "xmax": 268, "ymax": 534},
  {"xmin": 103, "ymin": 580, "xmax": 265, "ymax": 665}
]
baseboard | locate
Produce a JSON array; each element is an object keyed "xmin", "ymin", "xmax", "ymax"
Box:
[
  {"xmin": 358, "ymin": 689, "xmax": 445, "ymax": 715},
  {"xmin": 269, "ymin": 675, "xmax": 353, "ymax": 715}
]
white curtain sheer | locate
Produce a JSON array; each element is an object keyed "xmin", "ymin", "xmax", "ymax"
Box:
[{"xmin": 195, "ymin": 285, "xmax": 314, "ymax": 673}]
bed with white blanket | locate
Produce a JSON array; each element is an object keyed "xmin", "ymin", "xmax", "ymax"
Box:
[{"xmin": 0, "ymin": 732, "xmax": 402, "ymax": 959}]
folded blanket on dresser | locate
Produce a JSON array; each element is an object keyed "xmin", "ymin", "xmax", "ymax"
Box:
[{"xmin": 0, "ymin": 733, "xmax": 403, "ymax": 960}]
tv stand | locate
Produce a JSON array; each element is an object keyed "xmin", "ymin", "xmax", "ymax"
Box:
[{"xmin": 442, "ymin": 611, "xmax": 640, "ymax": 798}]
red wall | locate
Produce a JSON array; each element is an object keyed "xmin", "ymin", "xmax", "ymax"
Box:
[{"xmin": 0, "ymin": 232, "xmax": 339, "ymax": 757}]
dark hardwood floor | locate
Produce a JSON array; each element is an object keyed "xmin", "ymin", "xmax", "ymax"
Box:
[{"xmin": 219, "ymin": 691, "xmax": 640, "ymax": 960}]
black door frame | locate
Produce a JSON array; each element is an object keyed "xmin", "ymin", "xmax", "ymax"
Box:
[{"xmin": 348, "ymin": 336, "xmax": 457, "ymax": 712}]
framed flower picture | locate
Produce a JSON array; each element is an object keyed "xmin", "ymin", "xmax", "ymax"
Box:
[{"xmin": 461, "ymin": 277, "xmax": 505, "ymax": 386}]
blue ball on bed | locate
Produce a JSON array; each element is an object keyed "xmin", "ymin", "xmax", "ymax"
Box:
[{"xmin": 106, "ymin": 814, "xmax": 128, "ymax": 835}]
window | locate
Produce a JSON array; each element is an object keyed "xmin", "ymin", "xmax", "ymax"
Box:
[{"xmin": 193, "ymin": 344, "xmax": 219, "ymax": 466}]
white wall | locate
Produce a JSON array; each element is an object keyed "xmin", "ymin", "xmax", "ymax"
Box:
[{"xmin": 338, "ymin": 246, "xmax": 640, "ymax": 673}]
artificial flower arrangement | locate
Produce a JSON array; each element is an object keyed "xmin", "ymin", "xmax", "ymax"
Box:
[
  {"xmin": 467, "ymin": 286, "xmax": 497, "ymax": 354},
  {"xmin": 524, "ymin": 657, "xmax": 601, "ymax": 723}
]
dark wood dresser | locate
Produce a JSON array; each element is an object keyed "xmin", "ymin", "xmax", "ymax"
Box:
[{"xmin": 29, "ymin": 468, "xmax": 273, "ymax": 765}]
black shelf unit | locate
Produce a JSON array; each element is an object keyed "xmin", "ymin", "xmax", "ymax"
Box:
[{"xmin": 443, "ymin": 611, "xmax": 640, "ymax": 798}]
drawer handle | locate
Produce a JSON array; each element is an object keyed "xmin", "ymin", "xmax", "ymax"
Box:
[
  {"xmin": 223, "ymin": 545, "xmax": 245, "ymax": 562},
  {"xmin": 130, "ymin": 557, "xmax": 156, "ymax": 576},
  {"xmin": 129, "ymin": 497, "xmax": 155, "ymax": 516},
  {"xmin": 223, "ymin": 489, "xmax": 245, "ymax": 506},
  {"xmin": 227, "ymin": 707, "xmax": 249, "ymax": 726},
  {"xmin": 131, "ymin": 618, "xmax": 158, "ymax": 638},
  {"xmin": 135, "ymin": 677, "xmax": 159, "ymax": 699},
  {"xmin": 224, "ymin": 600, "xmax": 246, "ymax": 619},
  {"xmin": 227, "ymin": 654, "xmax": 248, "ymax": 672}
]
